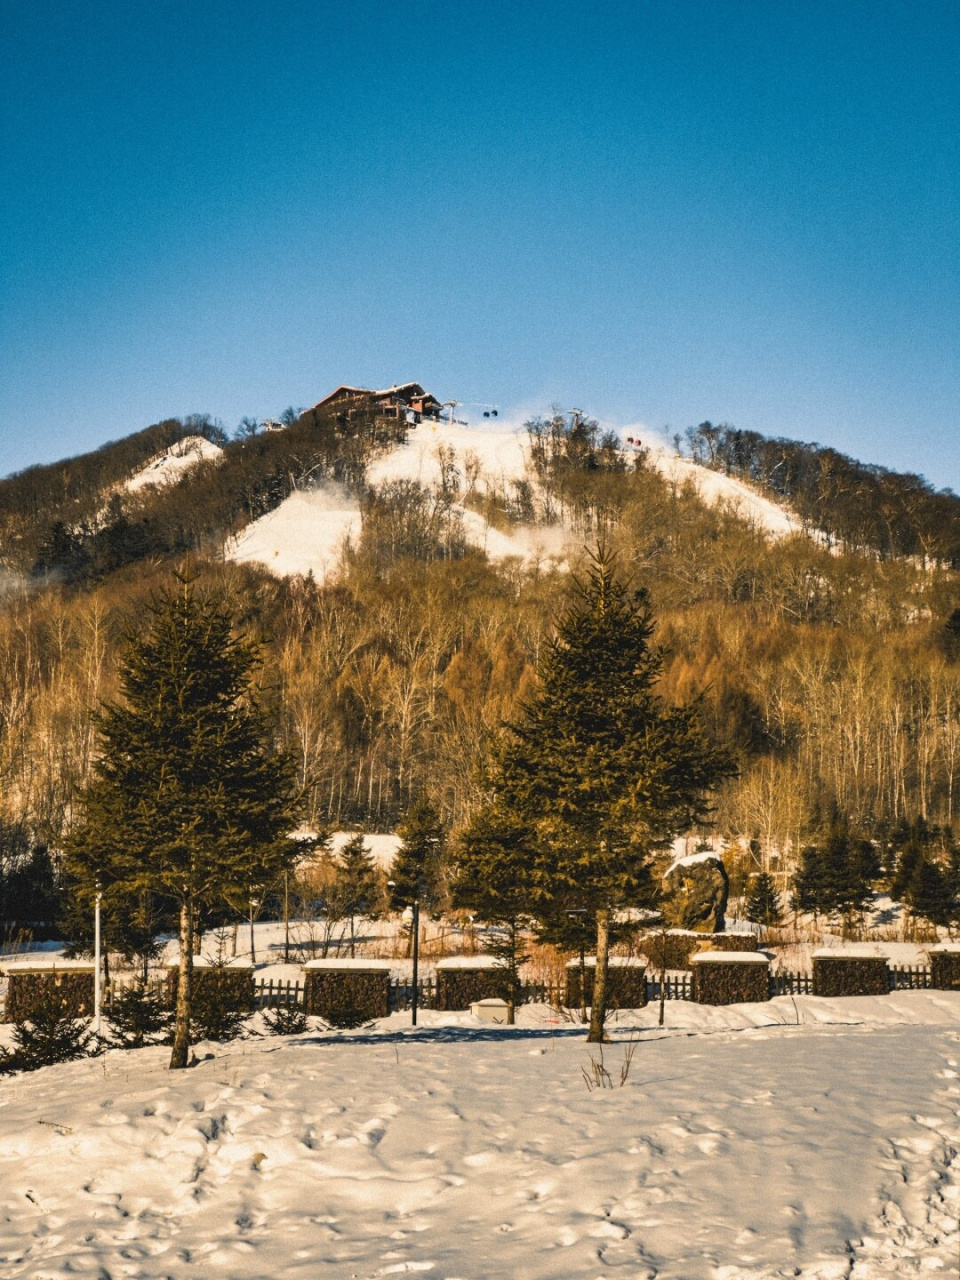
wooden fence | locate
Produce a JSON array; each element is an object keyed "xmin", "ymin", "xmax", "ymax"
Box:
[
  {"xmin": 96, "ymin": 965, "xmax": 935, "ymax": 1015},
  {"xmin": 770, "ymin": 971, "xmax": 813, "ymax": 997},
  {"xmin": 255, "ymin": 978, "xmax": 303, "ymax": 1009},
  {"xmin": 888, "ymin": 964, "xmax": 932, "ymax": 990}
]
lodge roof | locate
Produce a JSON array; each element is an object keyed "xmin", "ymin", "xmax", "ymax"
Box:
[{"xmin": 315, "ymin": 382, "xmax": 437, "ymax": 410}]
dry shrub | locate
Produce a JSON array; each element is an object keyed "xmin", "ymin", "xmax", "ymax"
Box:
[
  {"xmin": 930, "ymin": 952, "xmax": 960, "ymax": 991},
  {"xmin": 303, "ymin": 969, "xmax": 389, "ymax": 1026},
  {"xmin": 693, "ymin": 959, "xmax": 770, "ymax": 1005},
  {"xmin": 565, "ymin": 965, "xmax": 648, "ymax": 1010},
  {"xmin": 4, "ymin": 970, "xmax": 94, "ymax": 1023},
  {"xmin": 811, "ymin": 955, "xmax": 889, "ymax": 997}
]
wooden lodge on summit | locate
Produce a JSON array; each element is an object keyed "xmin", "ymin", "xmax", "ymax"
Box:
[{"xmin": 314, "ymin": 383, "xmax": 443, "ymax": 425}]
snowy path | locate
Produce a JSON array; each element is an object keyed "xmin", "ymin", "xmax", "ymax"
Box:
[{"xmin": 1, "ymin": 996, "xmax": 958, "ymax": 1278}]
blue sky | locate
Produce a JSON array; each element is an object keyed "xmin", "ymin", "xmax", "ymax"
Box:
[{"xmin": 1, "ymin": 1, "xmax": 958, "ymax": 487}]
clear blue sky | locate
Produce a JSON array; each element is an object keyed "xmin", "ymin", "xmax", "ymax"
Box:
[{"xmin": 1, "ymin": 1, "xmax": 958, "ymax": 487}]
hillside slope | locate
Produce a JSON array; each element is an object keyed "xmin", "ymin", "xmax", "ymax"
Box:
[{"xmin": 227, "ymin": 418, "xmax": 803, "ymax": 582}]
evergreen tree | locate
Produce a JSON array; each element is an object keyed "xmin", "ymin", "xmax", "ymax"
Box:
[
  {"xmin": 909, "ymin": 858, "xmax": 952, "ymax": 928},
  {"xmin": 63, "ymin": 569, "xmax": 301, "ymax": 1069},
  {"xmin": 330, "ymin": 833, "xmax": 381, "ymax": 957},
  {"xmin": 0, "ymin": 984, "xmax": 97, "ymax": 1073},
  {"xmin": 792, "ymin": 820, "xmax": 878, "ymax": 927},
  {"xmin": 389, "ymin": 796, "xmax": 447, "ymax": 954},
  {"xmin": 888, "ymin": 818, "xmax": 955, "ymax": 928},
  {"xmin": 452, "ymin": 807, "xmax": 536, "ymax": 1024},
  {"xmin": 945, "ymin": 839, "xmax": 960, "ymax": 932},
  {"xmin": 792, "ymin": 843, "xmax": 830, "ymax": 918},
  {"xmin": 189, "ymin": 950, "xmax": 250, "ymax": 1044},
  {"xmin": 106, "ymin": 977, "xmax": 172, "ymax": 1049},
  {"xmin": 745, "ymin": 872, "xmax": 782, "ymax": 929},
  {"xmin": 262, "ymin": 1002, "xmax": 309, "ymax": 1036},
  {"xmin": 890, "ymin": 817, "xmax": 931, "ymax": 901},
  {"xmin": 491, "ymin": 547, "xmax": 735, "ymax": 1042},
  {"xmin": 831, "ymin": 827, "xmax": 880, "ymax": 924}
]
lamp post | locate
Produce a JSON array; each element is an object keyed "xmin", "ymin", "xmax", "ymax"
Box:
[
  {"xmin": 410, "ymin": 895, "xmax": 420, "ymax": 1026},
  {"xmin": 249, "ymin": 897, "xmax": 259, "ymax": 965},
  {"xmin": 566, "ymin": 908, "xmax": 588, "ymax": 1023},
  {"xmin": 388, "ymin": 879, "xmax": 420, "ymax": 1027},
  {"xmin": 94, "ymin": 885, "xmax": 103, "ymax": 1036},
  {"xmin": 283, "ymin": 871, "xmax": 290, "ymax": 964}
]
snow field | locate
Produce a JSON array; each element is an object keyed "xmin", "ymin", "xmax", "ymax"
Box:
[
  {"xmin": 125, "ymin": 436, "xmax": 223, "ymax": 493},
  {"xmin": 226, "ymin": 422, "xmax": 554, "ymax": 581},
  {"xmin": 1, "ymin": 993, "xmax": 959, "ymax": 1278},
  {"xmin": 625, "ymin": 426, "xmax": 804, "ymax": 540}
]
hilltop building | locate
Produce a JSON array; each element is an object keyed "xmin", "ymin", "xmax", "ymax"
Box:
[{"xmin": 314, "ymin": 383, "xmax": 442, "ymax": 425}]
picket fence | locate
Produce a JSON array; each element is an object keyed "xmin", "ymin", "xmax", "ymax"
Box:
[{"xmin": 103, "ymin": 965, "xmax": 935, "ymax": 1014}]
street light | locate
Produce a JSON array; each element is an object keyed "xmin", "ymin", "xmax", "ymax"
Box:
[
  {"xmin": 566, "ymin": 908, "xmax": 588, "ymax": 1023},
  {"xmin": 94, "ymin": 885, "xmax": 103, "ymax": 1036},
  {"xmin": 249, "ymin": 896, "xmax": 260, "ymax": 965},
  {"xmin": 388, "ymin": 879, "xmax": 420, "ymax": 1027}
]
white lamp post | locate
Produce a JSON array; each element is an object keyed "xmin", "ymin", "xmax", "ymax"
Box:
[{"xmin": 94, "ymin": 886, "xmax": 103, "ymax": 1036}]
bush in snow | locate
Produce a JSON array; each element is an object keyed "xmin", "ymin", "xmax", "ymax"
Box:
[
  {"xmin": 262, "ymin": 1004, "xmax": 309, "ymax": 1036},
  {"xmin": 106, "ymin": 978, "xmax": 172, "ymax": 1048},
  {"xmin": 565, "ymin": 959, "xmax": 648, "ymax": 1011},
  {"xmin": 636, "ymin": 933, "xmax": 701, "ymax": 972},
  {"xmin": 0, "ymin": 984, "xmax": 98, "ymax": 1072},
  {"xmin": 187, "ymin": 966, "xmax": 252, "ymax": 1043},
  {"xmin": 930, "ymin": 949, "xmax": 960, "ymax": 991},
  {"xmin": 691, "ymin": 953, "xmax": 771, "ymax": 1005},
  {"xmin": 705, "ymin": 933, "xmax": 759, "ymax": 952},
  {"xmin": 435, "ymin": 966, "xmax": 504, "ymax": 1011}
]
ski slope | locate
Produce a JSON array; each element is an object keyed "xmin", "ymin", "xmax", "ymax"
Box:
[
  {"xmin": 126, "ymin": 436, "xmax": 223, "ymax": 494},
  {"xmin": 1, "ymin": 992, "xmax": 958, "ymax": 1278},
  {"xmin": 227, "ymin": 417, "xmax": 804, "ymax": 583},
  {"xmin": 621, "ymin": 425, "xmax": 804, "ymax": 539},
  {"xmin": 227, "ymin": 422, "xmax": 563, "ymax": 580}
]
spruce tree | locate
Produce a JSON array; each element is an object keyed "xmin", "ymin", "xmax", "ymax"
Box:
[
  {"xmin": 746, "ymin": 871, "xmax": 782, "ymax": 930},
  {"xmin": 452, "ymin": 807, "xmax": 536, "ymax": 1024},
  {"xmin": 792, "ymin": 820, "xmax": 878, "ymax": 928},
  {"xmin": 491, "ymin": 547, "xmax": 735, "ymax": 1042},
  {"xmin": 792, "ymin": 843, "xmax": 830, "ymax": 918},
  {"xmin": 106, "ymin": 977, "xmax": 172, "ymax": 1049},
  {"xmin": 0, "ymin": 984, "xmax": 97, "ymax": 1073},
  {"xmin": 909, "ymin": 858, "xmax": 952, "ymax": 929},
  {"xmin": 331, "ymin": 833, "xmax": 381, "ymax": 957},
  {"xmin": 390, "ymin": 796, "xmax": 447, "ymax": 955},
  {"xmin": 63, "ymin": 570, "xmax": 301, "ymax": 1069}
]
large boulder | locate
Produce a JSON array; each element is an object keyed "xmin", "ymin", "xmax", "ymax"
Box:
[{"xmin": 661, "ymin": 850, "xmax": 728, "ymax": 932}]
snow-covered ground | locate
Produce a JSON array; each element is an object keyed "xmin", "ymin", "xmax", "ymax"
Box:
[
  {"xmin": 227, "ymin": 422, "xmax": 555, "ymax": 580},
  {"xmin": 125, "ymin": 436, "xmax": 223, "ymax": 493},
  {"xmin": 1, "ymin": 992, "xmax": 959, "ymax": 1278},
  {"xmin": 226, "ymin": 415, "xmax": 803, "ymax": 583},
  {"xmin": 626, "ymin": 426, "xmax": 803, "ymax": 540}
]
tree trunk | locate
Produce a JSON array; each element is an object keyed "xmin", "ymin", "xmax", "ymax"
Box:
[
  {"xmin": 170, "ymin": 897, "xmax": 193, "ymax": 1070},
  {"xmin": 587, "ymin": 908, "xmax": 610, "ymax": 1043}
]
